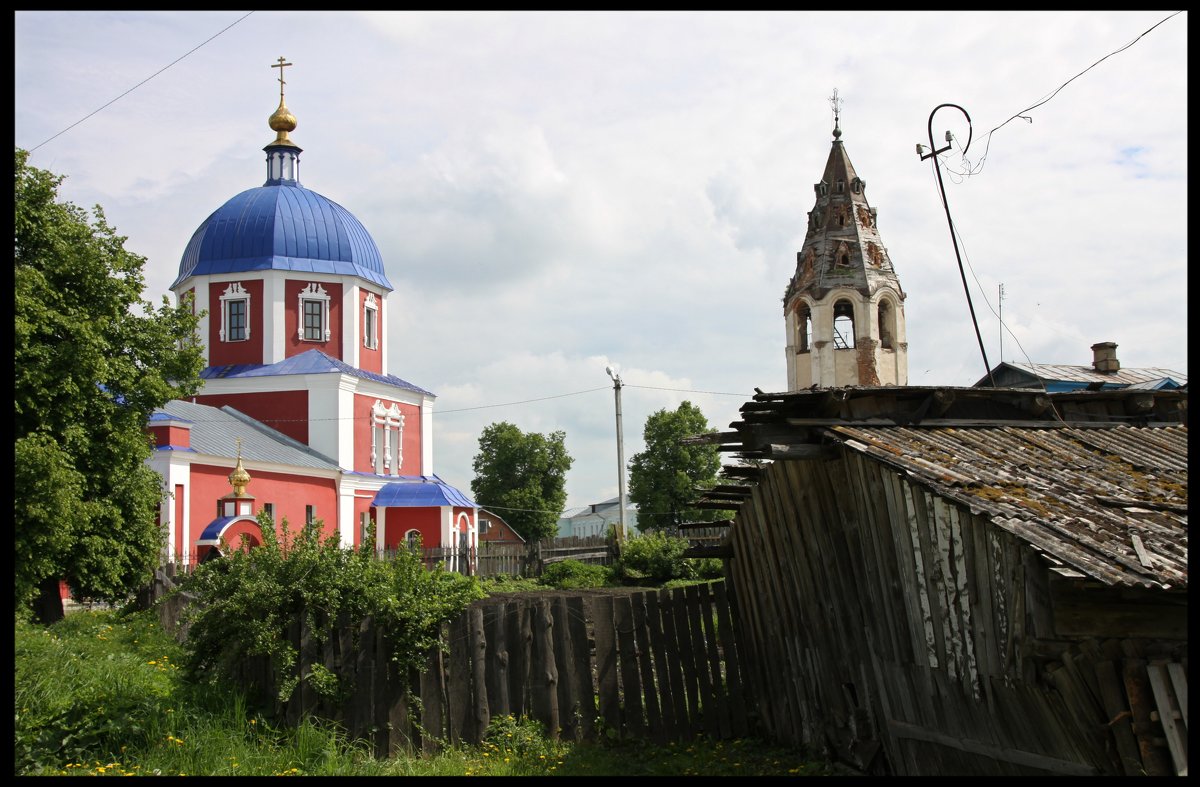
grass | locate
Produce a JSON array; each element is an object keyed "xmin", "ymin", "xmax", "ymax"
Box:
[{"xmin": 15, "ymin": 608, "xmax": 842, "ymax": 776}]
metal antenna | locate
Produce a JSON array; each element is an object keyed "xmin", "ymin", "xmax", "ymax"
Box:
[
  {"xmin": 918, "ymin": 103, "xmax": 996, "ymax": 387},
  {"xmin": 998, "ymin": 283, "xmax": 1005, "ymax": 363}
]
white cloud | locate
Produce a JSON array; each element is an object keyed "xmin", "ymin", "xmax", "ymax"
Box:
[{"xmin": 16, "ymin": 10, "xmax": 1187, "ymax": 508}]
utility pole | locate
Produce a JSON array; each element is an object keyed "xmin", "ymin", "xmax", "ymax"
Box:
[
  {"xmin": 918, "ymin": 103, "xmax": 996, "ymax": 388},
  {"xmin": 605, "ymin": 365, "xmax": 628, "ymax": 544}
]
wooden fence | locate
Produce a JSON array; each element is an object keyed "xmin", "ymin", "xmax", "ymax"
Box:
[{"xmin": 195, "ymin": 582, "xmax": 752, "ymax": 757}]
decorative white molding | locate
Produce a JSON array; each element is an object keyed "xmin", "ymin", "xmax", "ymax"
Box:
[
  {"xmin": 298, "ymin": 282, "xmax": 331, "ymax": 342},
  {"xmin": 363, "ymin": 292, "xmax": 378, "ymax": 350},
  {"xmin": 219, "ymin": 282, "xmax": 251, "ymax": 342}
]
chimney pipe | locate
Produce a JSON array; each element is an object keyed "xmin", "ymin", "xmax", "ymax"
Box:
[{"xmin": 1091, "ymin": 341, "xmax": 1119, "ymax": 374}]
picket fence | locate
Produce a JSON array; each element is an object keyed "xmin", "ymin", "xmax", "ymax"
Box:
[{"xmin": 152, "ymin": 577, "xmax": 751, "ymax": 758}]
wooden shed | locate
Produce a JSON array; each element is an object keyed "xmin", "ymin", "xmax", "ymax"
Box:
[{"xmin": 695, "ymin": 386, "xmax": 1187, "ymax": 776}]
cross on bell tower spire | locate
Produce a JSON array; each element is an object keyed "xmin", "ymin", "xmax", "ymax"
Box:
[{"xmin": 829, "ymin": 88, "xmax": 843, "ymax": 140}]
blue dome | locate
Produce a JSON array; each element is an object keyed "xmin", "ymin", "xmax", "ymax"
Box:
[{"xmin": 174, "ymin": 183, "xmax": 393, "ymax": 291}]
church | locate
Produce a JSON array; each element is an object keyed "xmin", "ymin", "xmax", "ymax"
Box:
[{"xmin": 146, "ymin": 61, "xmax": 479, "ymax": 566}]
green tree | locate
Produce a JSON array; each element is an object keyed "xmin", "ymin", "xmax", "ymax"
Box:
[
  {"xmin": 14, "ymin": 148, "xmax": 204, "ymax": 623},
  {"xmin": 627, "ymin": 400, "xmax": 730, "ymax": 530},
  {"xmin": 470, "ymin": 422, "xmax": 573, "ymax": 542}
]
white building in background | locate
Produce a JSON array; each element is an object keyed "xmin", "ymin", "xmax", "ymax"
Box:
[{"xmin": 557, "ymin": 498, "xmax": 639, "ymax": 538}]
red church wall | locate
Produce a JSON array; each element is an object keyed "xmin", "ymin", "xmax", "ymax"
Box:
[
  {"xmin": 193, "ymin": 390, "xmax": 309, "ymax": 445},
  {"xmin": 352, "ymin": 394, "xmax": 423, "ymax": 475},
  {"xmin": 148, "ymin": 424, "xmax": 191, "ymax": 449},
  {"xmin": 185, "ymin": 464, "xmax": 338, "ymax": 554},
  {"xmin": 207, "ymin": 279, "xmax": 264, "ymax": 366},
  {"xmin": 354, "ymin": 491, "xmax": 376, "ymax": 548},
  {"xmin": 284, "ymin": 280, "xmax": 343, "ymax": 361},
  {"xmin": 219, "ymin": 519, "xmax": 263, "ymax": 552},
  {"xmin": 384, "ymin": 507, "xmax": 441, "ymax": 550},
  {"xmin": 358, "ymin": 288, "xmax": 383, "ymax": 375}
]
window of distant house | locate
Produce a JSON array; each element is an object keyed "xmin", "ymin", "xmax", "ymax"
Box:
[
  {"xmin": 219, "ymin": 282, "xmax": 250, "ymax": 342},
  {"xmin": 298, "ymin": 283, "xmax": 331, "ymax": 342},
  {"xmin": 363, "ymin": 293, "xmax": 378, "ymax": 350}
]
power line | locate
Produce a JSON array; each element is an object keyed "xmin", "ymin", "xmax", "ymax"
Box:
[
  {"xmin": 954, "ymin": 10, "xmax": 1183, "ymax": 177},
  {"xmin": 436, "ymin": 386, "xmax": 609, "ymax": 414},
  {"xmin": 27, "ymin": 11, "xmax": 256, "ymax": 154},
  {"xmin": 626, "ymin": 384, "xmax": 751, "ymax": 397}
]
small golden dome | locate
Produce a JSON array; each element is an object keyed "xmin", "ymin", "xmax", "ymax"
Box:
[
  {"xmin": 228, "ymin": 442, "xmax": 252, "ymax": 497},
  {"xmin": 267, "ymin": 56, "xmax": 298, "ymax": 147}
]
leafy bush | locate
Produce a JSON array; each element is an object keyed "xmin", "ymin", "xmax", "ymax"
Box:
[
  {"xmin": 613, "ymin": 531, "xmax": 695, "ymax": 584},
  {"xmin": 538, "ymin": 560, "xmax": 613, "ymax": 589},
  {"xmin": 179, "ymin": 514, "xmax": 484, "ymax": 704}
]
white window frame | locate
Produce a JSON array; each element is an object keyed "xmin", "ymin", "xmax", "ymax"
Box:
[
  {"xmin": 298, "ymin": 283, "xmax": 331, "ymax": 342},
  {"xmin": 219, "ymin": 282, "xmax": 251, "ymax": 342},
  {"xmin": 363, "ymin": 292, "xmax": 379, "ymax": 350}
]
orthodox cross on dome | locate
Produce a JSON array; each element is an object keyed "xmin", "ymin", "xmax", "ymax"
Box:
[
  {"xmin": 829, "ymin": 88, "xmax": 843, "ymax": 140},
  {"xmin": 272, "ymin": 56, "xmax": 293, "ymax": 102},
  {"xmin": 266, "ymin": 56, "xmax": 299, "ymax": 152}
]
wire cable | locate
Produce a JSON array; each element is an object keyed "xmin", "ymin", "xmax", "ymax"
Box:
[
  {"xmin": 26, "ymin": 11, "xmax": 256, "ymax": 154},
  {"xmin": 950, "ymin": 10, "xmax": 1183, "ymax": 178}
]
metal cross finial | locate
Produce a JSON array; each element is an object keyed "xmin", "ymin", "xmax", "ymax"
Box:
[
  {"xmin": 829, "ymin": 88, "xmax": 843, "ymax": 138},
  {"xmin": 272, "ymin": 56, "xmax": 293, "ymax": 100},
  {"xmin": 235, "ymin": 436, "xmax": 243, "ymax": 459}
]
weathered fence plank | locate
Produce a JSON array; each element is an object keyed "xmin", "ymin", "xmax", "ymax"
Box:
[
  {"xmin": 447, "ymin": 613, "xmax": 471, "ymax": 745},
  {"xmin": 644, "ymin": 590, "xmax": 680, "ymax": 742},
  {"xmin": 697, "ymin": 583, "xmax": 731, "ymax": 739},
  {"xmin": 671, "ymin": 587, "xmax": 703, "ymax": 737},
  {"xmin": 614, "ymin": 595, "xmax": 645, "ymax": 738},
  {"xmin": 566, "ymin": 596, "xmax": 595, "ymax": 741},
  {"xmin": 348, "ymin": 617, "xmax": 375, "ymax": 743},
  {"xmin": 483, "ymin": 604, "xmax": 509, "ymax": 718},
  {"xmin": 684, "ymin": 583, "xmax": 719, "ymax": 739},
  {"xmin": 713, "ymin": 580, "xmax": 748, "ymax": 737},
  {"xmin": 550, "ymin": 597, "xmax": 581, "ymax": 741},
  {"xmin": 632, "ymin": 592, "xmax": 664, "ymax": 744},
  {"xmin": 529, "ymin": 599, "xmax": 560, "ymax": 740},
  {"xmin": 658, "ymin": 588, "xmax": 691, "ymax": 739},
  {"xmin": 508, "ymin": 601, "xmax": 532, "ymax": 719},
  {"xmin": 592, "ymin": 595, "xmax": 621, "ymax": 735},
  {"xmin": 419, "ymin": 630, "xmax": 446, "ymax": 754},
  {"xmin": 469, "ymin": 606, "xmax": 490, "ymax": 745}
]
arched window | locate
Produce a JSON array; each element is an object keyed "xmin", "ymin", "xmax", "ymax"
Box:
[
  {"xmin": 405, "ymin": 529, "xmax": 422, "ymax": 550},
  {"xmin": 797, "ymin": 304, "xmax": 812, "ymax": 353},
  {"xmin": 878, "ymin": 300, "xmax": 895, "ymax": 350},
  {"xmin": 833, "ymin": 299, "xmax": 856, "ymax": 349}
]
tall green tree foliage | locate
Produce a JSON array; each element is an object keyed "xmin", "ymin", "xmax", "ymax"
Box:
[
  {"xmin": 627, "ymin": 400, "xmax": 729, "ymax": 530},
  {"xmin": 470, "ymin": 422, "xmax": 573, "ymax": 542},
  {"xmin": 14, "ymin": 149, "xmax": 204, "ymax": 622}
]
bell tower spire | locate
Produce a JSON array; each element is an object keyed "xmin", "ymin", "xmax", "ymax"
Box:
[{"xmin": 784, "ymin": 93, "xmax": 908, "ymax": 389}]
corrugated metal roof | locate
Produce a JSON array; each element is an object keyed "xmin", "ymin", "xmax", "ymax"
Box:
[
  {"xmin": 201, "ymin": 349, "xmax": 434, "ymax": 397},
  {"xmin": 828, "ymin": 423, "xmax": 1188, "ymax": 590},
  {"xmin": 372, "ymin": 475, "xmax": 477, "ymax": 508},
  {"xmin": 988, "ymin": 362, "xmax": 1187, "ymax": 387},
  {"xmin": 154, "ymin": 399, "xmax": 341, "ymax": 471}
]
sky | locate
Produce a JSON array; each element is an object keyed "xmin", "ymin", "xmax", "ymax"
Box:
[{"xmin": 15, "ymin": 10, "xmax": 1188, "ymax": 512}]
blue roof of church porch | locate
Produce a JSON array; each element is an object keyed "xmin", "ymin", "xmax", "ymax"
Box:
[{"xmin": 371, "ymin": 476, "xmax": 478, "ymax": 508}]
